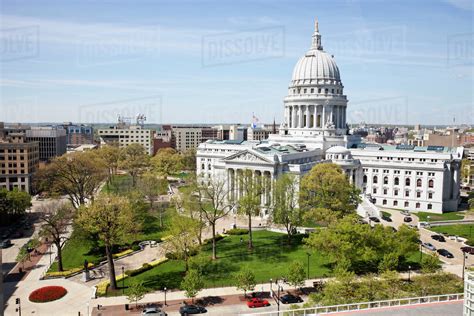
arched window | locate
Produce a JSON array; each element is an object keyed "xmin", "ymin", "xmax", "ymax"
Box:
[
  {"xmin": 405, "ymin": 178, "xmax": 411, "ymax": 186},
  {"xmin": 427, "ymin": 203, "xmax": 432, "ymax": 210},
  {"xmin": 382, "ymin": 199, "xmax": 387, "ymax": 205},
  {"xmin": 373, "ymin": 176, "xmax": 378, "ymax": 184},
  {"xmin": 416, "ymin": 202, "xmax": 420, "ymax": 208},
  {"xmin": 394, "ymin": 177, "xmax": 399, "ymax": 185},
  {"xmin": 416, "ymin": 179, "xmax": 422, "ymax": 187},
  {"xmin": 393, "ymin": 200, "xmax": 398, "ymax": 206},
  {"xmin": 383, "ymin": 176, "xmax": 388, "ymax": 185},
  {"xmin": 363, "ymin": 175, "xmax": 367, "ymax": 184},
  {"xmin": 428, "ymin": 179, "xmax": 434, "ymax": 188}
]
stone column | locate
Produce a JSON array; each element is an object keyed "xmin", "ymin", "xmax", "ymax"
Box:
[
  {"xmin": 313, "ymin": 105, "xmax": 317, "ymax": 128},
  {"xmin": 292, "ymin": 105, "xmax": 298, "ymax": 128},
  {"xmin": 299, "ymin": 106, "xmax": 304, "ymax": 128},
  {"xmin": 306, "ymin": 105, "xmax": 311, "ymax": 128},
  {"xmin": 322, "ymin": 105, "xmax": 326, "ymax": 128}
]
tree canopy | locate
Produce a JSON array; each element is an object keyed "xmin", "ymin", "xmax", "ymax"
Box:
[
  {"xmin": 151, "ymin": 148, "xmax": 183, "ymax": 179},
  {"xmin": 300, "ymin": 163, "xmax": 360, "ymax": 223}
]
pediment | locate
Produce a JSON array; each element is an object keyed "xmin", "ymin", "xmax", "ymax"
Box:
[{"xmin": 223, "ymin": 150, "xmax": 274, "ymax": 164}]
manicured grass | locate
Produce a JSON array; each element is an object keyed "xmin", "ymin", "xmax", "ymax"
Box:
[
  {"xmin": 416, "ymin": 211, "xmax": 464, "ymax": 222},
  {"xmin": 102, "ymin": 174, "xmax": 134, "ymax": 194},
  {"xmin": 431, "ymin": 224, "xmax": 474, "ymax": 240},
  {"xmin": 106, "ymin": 230, "xmax": 335, "ymax": 296},
  {"xmin": 49, "ymin": 230, "xmax": 102, "ymax": 272}
]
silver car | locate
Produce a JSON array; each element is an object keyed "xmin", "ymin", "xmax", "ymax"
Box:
[
  {"xmin": 142, "ymin": 307, "xmax": 167, "ymax": 316},
  {"xmin": 422, "ymin": 242, "xmax": 436, "ymax": 251}
]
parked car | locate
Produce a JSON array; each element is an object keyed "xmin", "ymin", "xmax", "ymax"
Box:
[
  {"xmin": 382, "ymin": 215, "xmax": 392, "ymax": 222},
  {"xmin": 462, "ymin": 246, "xmax": 474, "ymax": 255},
  {"xmin": 142, "ymin": 307, "xmax": 167, "ymax": 315},
  {"xmin": 437, "ymin": 249, "xmax": 454, "ymax": 258},
  {"xmin": 431, "ymin": 235, "xmax": 446, "ymax": 242},
  {"xmin": 403, "ymin": 216, "xmax": 412, "ymax": 223},
  {"xmin": 247, "ymin": 298, "xmax": 270, "ymax": 308},
  {"xmin": 1, "ymin": 239, "xmax": 12, "ymax": 248},
  {"xmin": 369, "ymin": 216, "xmax": 380, "ymax": 223},
  {"xmin": 422, "ymin": 242, "xmax": 436, "ymax": 251},
  {"xmin": 179, "ymin": 305, "xmax": 207, "ymax": 315},
  {"xmin": 279, "ymin": 294, "xmax": 303, "ymax": 304}
]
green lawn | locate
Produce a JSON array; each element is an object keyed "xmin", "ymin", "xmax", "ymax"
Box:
[
  {"xmin": 49, "ymin": 209, "xmax": 172, "ymax": 273},
  {"xmin": 416, "ymin": 211, "xmax": 464, "ymax": 222},
  {"xmin": 102, "ymin": 174, "xmax": 134, "ymax": 194},
  {"xmin": 106, "ymin": 230, "xmax": 335, "ymax": 296},
  {"xmin": 431, "ymin": 224, "xmax": 474, "ymax": 241}
]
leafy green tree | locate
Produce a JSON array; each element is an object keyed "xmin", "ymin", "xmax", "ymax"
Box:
[
  {"xmin": 97, "ymin": 144, "xmax": 122, "ymax": 185},
  {"xmin": 300, "ymin": 163, "xmax": 360, "ymax": 223},
  {"xmin": 164, "ymin": 214, "xmax": 200, "ymax": 271},
  {"xmin": 235, "ymin": 268, "xmax": 256, "ymax": 298},
  {"xmin": 137, "ymin": 173, "xmax": 168, "ymax": 226},
  {"xmin": 461, "ymin": 158, "xmax": 470, "ymax": 184},
  {"xmin": 151, "ymin": 148, "xmax": 183, "ymax": 180},
  {"xmin": 6, "ymin": 189, "xmax": 32, "ymax": 216},
  {"xmin": 38, "ymin": 200, "xmax": 74, "ymax": 272},
  {"xmin": 421, "ymin": 254, "xmax": 442, "ymax": 274},
  {"xmin": 271, "ymin": 174, "xmax": 304, "ymax": 244},
  {"xmin": 120, "ymin": 144, "xmax": 150, "ymax": 187},
  {"xmin": 305, "ymin": 215, "xmax": 418, "ymax": 273},
  {"xmin": 181, "ymin": 149, "xmax": 196, "ymax": 171},
  {"xmin": 127, "ymin": 280, "xmax": 147, "ymax": 308},
  {"xmin": 198, "ymin": 176, "xmax": 234, "ymax": 259},
  {"xmin": 35, "ymin": 151, "xmax": 106, "ymax": 208},
  {"xmin": 237, "ymin": 169, "xmax": 263, "ymax": 249},
  {"xmin": 378, "ymin": 252, "xmax": 399, "ymax": 273},
  {"xmin": 286, "ymin": 261, "xmax": 306, "ymax": 290},
  {"xmin": 181, "ymin": 269, "xmax": 204, "ymax": 302},
  {"xmin": 311, "ymin": 269, "xmax": 356, "ymax": 305},
  {"xmin": 76, "ymin": 194, "xmax": 141, "ymax": 290}
]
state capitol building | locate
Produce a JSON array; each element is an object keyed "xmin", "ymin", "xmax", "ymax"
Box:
[{"xmin": 196, "ymin": 20, "xmax": 463, "ymax": 216}]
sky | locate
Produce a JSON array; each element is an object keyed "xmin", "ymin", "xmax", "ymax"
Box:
[{"xmin": 0, "ymin": 0, "xmax": 472, "ymax": 125}]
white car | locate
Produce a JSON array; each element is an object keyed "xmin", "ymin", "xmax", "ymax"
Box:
[{"xmin": 141, "ymin": 307, "xmax": 167, "ymax": 315}]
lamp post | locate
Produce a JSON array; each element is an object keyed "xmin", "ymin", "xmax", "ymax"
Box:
[
  {"xmin": 269, "ymin": 278, "xmax": 273, "ymax": 293},
  {"xmin": 463, "ymin": 253, "xmax": 468, "ymax": 281},
  {"xmin": 306, "ymin": 253, "xmax": 311, "ymax": 279},
  {"xmin": 408, "ymin": 265, "xmax": 411, "ymax": 282},
  {"xmin": 164, "ymin": 287, "xmax": 167, "ymax": 306},
  {"xmin": 121, "ymin": 266, "xmax": 125, "ymax": 294},
  {"xmin": 277, "ymin": 282, "xmax": 281, "ymax": 315}
]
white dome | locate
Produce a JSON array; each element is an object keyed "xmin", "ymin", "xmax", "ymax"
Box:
[
  {"xmin": 291, "ymin": 50, "xmax": 340, "ymax": 84},
  {"xmin": 326, "ymin": 146, "xmax": 350, "ymax": 155}
]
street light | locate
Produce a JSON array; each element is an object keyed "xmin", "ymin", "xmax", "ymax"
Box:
[
  {"xmin": 269, "ymin": 278, "xmax": 273, "ymax": 293},
  {"xmin": 121, "ymin": 266, "xmax": 125, "ymax": 294},
  {"xmin": 306, "ymin": 253, "xmax": 311, "ymax": 279},
  {"xmin": 408, "ymin": 265, "xmax": 412, "ymax": 282},
  {"xmin": 164, "ymin": 287, "xmax": 167, "ymax": 306},
  {"xmin": 463, "ymin": 252, "xmax": 468, "ymax": 281}
]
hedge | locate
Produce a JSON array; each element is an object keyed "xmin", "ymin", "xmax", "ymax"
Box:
[
  {"xmin": 112, "ymin": 249, "xmax": 134, "ymax": 259},
  {"xmin": 45, "ymin": 263, "xmax": 94, "ymax": 278},
  {"xmin": 227, "ymin": 228, "xmax": 249, "ymax": 235}
]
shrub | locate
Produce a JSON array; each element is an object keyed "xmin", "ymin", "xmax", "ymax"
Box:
[
  {"xmin": 29, "ymin": 286, "xmax": 67, "ymax": 303},
  {"xmin": 165, "ymin": 248, "xmax": 198, "ymax": 260},
  {"xmin": 131, "ymin": 244, "xmax": 141, "ymax": 251},
  {"xmin": 202, "ymin": 234, "xmax": 226, "ymax": 245},
  {"xmin": 227, "ymin": 228, "xmax": 249, "ymax": 235},
  {"xmin": 113, "ymin": 249, "xmax": 133, "ymax": 258}
]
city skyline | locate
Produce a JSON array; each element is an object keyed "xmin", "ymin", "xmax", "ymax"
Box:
[{"xmin": 0, "ymin": 0, "xmax": 472, "ymax": 125}]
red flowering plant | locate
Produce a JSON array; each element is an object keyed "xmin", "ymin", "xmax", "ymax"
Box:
[{"xmin": 29, "ymin": 286, "xmax": 68, "ymax": 303}]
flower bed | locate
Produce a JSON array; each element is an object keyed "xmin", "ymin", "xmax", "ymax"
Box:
[
  {"xmin": 29, "ymin": 286, "xmax": 68, "ymax": 303},
  {"xmin": 112, "ymin": 249, "xmax": 134, "ymax": 259}
]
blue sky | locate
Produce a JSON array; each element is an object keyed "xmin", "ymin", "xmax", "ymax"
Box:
[{"xmin": 0, "ymin": 0, "xmax": 472, "ymax": 125}]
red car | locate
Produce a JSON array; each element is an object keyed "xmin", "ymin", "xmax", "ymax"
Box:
[{"xmin": 247, "ymin": 298, "xmax": 270, "ymax": 308}]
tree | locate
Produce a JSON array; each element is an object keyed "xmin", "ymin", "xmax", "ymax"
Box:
[
  {"xmin": 127, "ymin": 280, "xmax": 147, "ymax": 308},
  {"xmin": 235, "ymin": 268, "xmax": 256, "ymax": 298},
  {"xmin": 181, "ymin": 269, "xmax": 204, "ymax": 302},
  {"xmin": 38, "ymin": 200, "xmax": 74, "ymax": 272},
  {"xmin": 271, "ymin": 174, "xmax": 304, "ymax": 244},
  {"xmin": 164, "ymin": 214, "xmax": 200, "ymax": 271},
  {"xmin": 461, "ymin": 158, "xmax": 471, "ymax": 184},
  {"xmin": 35, "ymin": 151, "xmax": 106, "ymax": 209},
  {"xmin": 286, "ymin": 261, "xmax": 306, "ymax": 290},
  {"xmin": 300, "ymin": 163, "xmax": 360, "ymax": 223},
  {"xmin": 198, "ymin": 176, "xmax": 234, "ymax": 259},
  {"xmin": 0, "ymin": 188, "xmax": 31, "ymax": 226},
  {"xmin": 76, "ymin": 194, "xmax": 141, "ymax": 290},
  {"xmin": 182, "ymin": 149, "xmax": 196, "ymax": 171},
  {"xmin": 120, "ymin": 144, "xmax": 150, "ymax": 187},
  {"xmin": 137, "ymin": 173, "xmax": 168, "ymax": 226},
  {"xmin": 304, "ymin": 215, "xmax": 419, "ymax": 273},
  {"xmin": 421, "ymin": 254, "xmax": 442, "ymax": 274},
  {"xmin": 378, "ymin": 252, "xmax": 399, "ymax": 273},
  {"xmin": 151, "ymin": 148, "xmax": 183, "ymax": 180},
  {"xmin": 237, "ymin": 169, "xmax": 263, "ymax": 250},
  {"xmin": 97, "ymin": 144, "xmax": 122, "ymax": 185}
]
